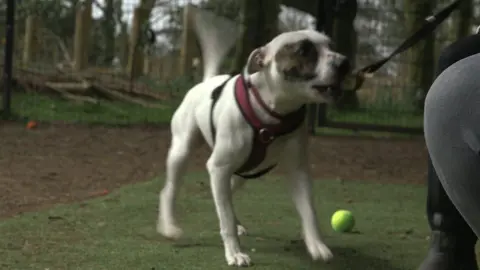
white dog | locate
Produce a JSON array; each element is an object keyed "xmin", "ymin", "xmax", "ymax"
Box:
[{"xmin": 158, "ymin": 29, "xmax": 350, "ymax": 267}]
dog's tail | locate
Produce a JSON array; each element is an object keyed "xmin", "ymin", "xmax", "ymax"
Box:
[{"xmin": 189, "ymin": 5, "xmax": 241, "ymax": 81}]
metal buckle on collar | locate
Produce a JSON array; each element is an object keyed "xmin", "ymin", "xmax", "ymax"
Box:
[{"xmin": 258, "ymin": 128, "xmax": 274, "ymax": 143}]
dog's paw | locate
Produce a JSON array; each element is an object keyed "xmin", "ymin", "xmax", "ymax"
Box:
[
  {"xmin": 157, "ymin": 223, "xmax": 183, "ymax": 240},
  {"xmin": 237, "ymin": 224, "xmax": 247, "ymax": 236},
  {"xmin": 226, "ymin": 252, "xmax": 252, "ymax": 267},
  {"xmin": 305, "ymin": 238, "xmax": 333, "ymax": 262}
]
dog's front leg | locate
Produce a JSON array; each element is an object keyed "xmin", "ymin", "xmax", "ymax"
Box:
[
  {"xmin": 231, "ymin": 175, "xmax": 248, "ymax": 236},
  {"xmin": 286, "ymin": 130, "xmax": 333, "ymax": 262},
  {"xmin": 207, "ymin": 158, "xmax": 251, "ymax": 267}
]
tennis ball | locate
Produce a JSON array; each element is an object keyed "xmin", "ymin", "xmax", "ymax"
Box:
[{"xmin": 331, "ymin": 210, "xmax": 355, "ymax": 233}]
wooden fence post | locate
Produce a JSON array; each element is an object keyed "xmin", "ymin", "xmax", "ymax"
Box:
[
  {"xmin": 83, "ymin": 0, "xmax": 92, "ymax": 65},
  {"xmin": 73, "ymin": 1, "xmax": 92, "ymax": 71},
  {"xmin": 178, "ymin": 4, "xmax": 196, "ymax": 78},
  {"xmin": 126, "ymin": 0, "xmax": 154, "ymax": 78},
  {"xmin": 127, "ymin": 7, "xmax": 144, "ymax": 78},
  {"xmin": 73, "ymin": 6, "xmax": 85, "ymax": 71},
  {"xmin": 22, "ymin": 15, "xmax": 37, "ymax": 65}
]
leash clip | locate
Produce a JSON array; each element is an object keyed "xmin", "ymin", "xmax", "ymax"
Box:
[{"xmin": 350, "ymin": 69, "xmax": 373, "ymax": 91}]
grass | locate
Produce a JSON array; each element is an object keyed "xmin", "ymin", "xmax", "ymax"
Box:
[
  {"xmin": 0, "ymin": 174, "xmax": 432, "ymax": 270},
  {"xmin": 11, "ymin": 92, "xmax": 178, "ymax": 125},
  {"xmin": 316, "ymin": 127, "xmax": 421, "ymax": 139},
  {"xmin": 318, "ymin": 109, "xmax": 424, "ymax": 139},
  {"xmin": 328, "ymin": 109, "xmax": 423, "ymax": 128},
  {"xmin": 10, "ymin": 91, "xmax": 424, "ymax": 139}
]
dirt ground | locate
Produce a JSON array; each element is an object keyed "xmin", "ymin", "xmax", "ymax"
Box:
[{"xmin": 0, "ymin": 122, "xmax": 428, "ymax": 219}]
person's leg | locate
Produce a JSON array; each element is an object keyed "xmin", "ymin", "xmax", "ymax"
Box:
[
  {"xmin": 418, "ymin": 34, "xmax": 480, "ymax": 270},
  {"xmin": 421, "ymin": 52, "xmax": 480, "ymax": 270},
  {"xmin": 418, "ymin": 157, "xmax": 477, "ymax": 270}
]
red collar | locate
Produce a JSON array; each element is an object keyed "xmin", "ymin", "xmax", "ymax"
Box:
[
  {"xmin": 234, "ymin": 75, "xmax": 306, "ymax": 143},
  {"xmin": 233, "ymin": 75, "xmax": 306, "ymax": 177}
]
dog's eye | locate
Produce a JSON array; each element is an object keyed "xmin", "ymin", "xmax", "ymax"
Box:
[{"xmin": 295, "ymin": 39, "xmax": 316, "ymax": 58}]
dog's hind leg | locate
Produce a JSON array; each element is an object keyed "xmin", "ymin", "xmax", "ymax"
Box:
[
  {"xmin": 231, "ymin": 176, "xmax": 248, "ymax": 236},
  {"xmin": 158, "ymin": 117, "xmax": 202, "ymax": 240}
]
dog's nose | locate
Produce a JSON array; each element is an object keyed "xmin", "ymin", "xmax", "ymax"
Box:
[{"xmin": 337, "ymin": 58, "xmax": 351, "ymax": 77}]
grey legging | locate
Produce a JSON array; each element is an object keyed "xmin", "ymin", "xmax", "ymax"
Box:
[{"xmin": 424, "ymin": 52, "xmax": 480, "ymax": 237}]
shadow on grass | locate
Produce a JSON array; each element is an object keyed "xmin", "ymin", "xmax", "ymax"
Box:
[
  {"xmin": 327, "ymin": 247, "xmax": 403, "ymax": 270},
  {"xmin": 169, "ymin": 233, "xmax": 405, "ymax": 270},
  {"xmin": 279, "ymin": 239, "xmax": 403, "ymax": 270},
  {"xmin": 166, "ymin": 238, "xmax": 402, "ymax": 270}
]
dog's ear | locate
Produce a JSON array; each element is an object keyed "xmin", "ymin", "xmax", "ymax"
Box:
[{"xmin": 245, "ymin": 47, "xmax": 267, "ymax": 73}]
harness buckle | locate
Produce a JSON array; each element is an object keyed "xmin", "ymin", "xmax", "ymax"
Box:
[{"xmin": 258, "ymin": 128, "xmax": 274, "ymax": 144}]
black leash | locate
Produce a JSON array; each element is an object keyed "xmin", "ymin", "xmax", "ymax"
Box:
[{"xmin": 351, "ymin": 0, "xmax": 463, "ymax": 91}]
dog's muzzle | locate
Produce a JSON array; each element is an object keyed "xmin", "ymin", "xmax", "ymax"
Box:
[
  {"xmin": 312, "ymin": 85, "xmax": 343, "ymax": 101},
  {"xmin": 328, "ymin": 58, "xmax": 351, "ymax": 100},
  {"xmin": 333, "ymin": 58, "xmax": 352, "ymax": 100}
]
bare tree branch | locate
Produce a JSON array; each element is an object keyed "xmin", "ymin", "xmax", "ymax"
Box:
[{"xmin": 40, "ymin": 27, "xmax": 73, "ymax": 66}]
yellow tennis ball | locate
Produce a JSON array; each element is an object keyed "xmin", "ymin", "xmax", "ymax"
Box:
[{"xmin": 331, "ymin": 210, "xmax": 355, "ymax": 233}]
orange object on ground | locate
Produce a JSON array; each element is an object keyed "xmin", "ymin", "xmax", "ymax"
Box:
[
  {"xmin": 89, "ymin": 189, "xmax": 110, "ymax": 197},
  {"xmin": 26, "ymin": 121, "xmax": 37, "ymax": 129}
]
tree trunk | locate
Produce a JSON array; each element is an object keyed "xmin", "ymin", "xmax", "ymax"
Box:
[
  {"xmin": 281, "ymin": 0, "xmax": 317, "ymax": 16},
  {"xmin": 231, "ymin": 0, "xmax": 280, "ymax": 74},
  {"xmin": 332, "ymin": 0, "xmax": 359, "ymax": 110},
  {"xmin": 404, "ymin": 0, "xmax": 435, "ymax": 112},
  {"xmin": 114, "ymin": 0, "xmax": 128, "ymax": 67},
  {"xmin": 102, "ymin": 0, "xmax": 115, "ymax": 65},
  {"xmin": 456, "ymin": 0, "xmax": 472, "ymax": 39},
  {"xmin": 126, "ymin": 0, "xmax": 154, "ymax": 78}
]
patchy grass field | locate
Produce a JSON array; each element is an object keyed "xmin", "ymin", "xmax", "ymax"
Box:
[
  {"xmin": 0, "ymin": 91, "xmax": 431, "ymax": 269},
  {"xmin": 11, "ymin": 92, "xmax": 422, "ymax": 131},
  {"xmin": 12, "ymin": 92, "xmax": 177, "ymax": 125},
  {"xmin": 328, "ymin": 109, "xmax": 423, "ymax": 128},
  {"xmin": 1, "ymin": 175, "xmax": 431, "ymax": 270}
]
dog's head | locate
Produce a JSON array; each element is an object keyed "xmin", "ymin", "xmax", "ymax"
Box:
[{"xmin": 246, "ymin": 30, "xmax": 350, "ymax": 103}]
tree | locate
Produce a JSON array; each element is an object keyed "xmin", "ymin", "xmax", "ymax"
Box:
[
  {"xmin": 455, "ymin": 0, "xmax": 473, "ymax": 39},
  {"xmin": 281, "ymin": 0, "xmax": 318, "ymax": 15},
  {"xmin": 404, "ymin": 0, "xmax": 436, "ymax": 111},
  {"xmin": 332, "ymin": 0, "xmax": 359, "ymax": 110},
  {"xmin": 200, "ymin": 0, "xmax": 240, "ymax": 21},
  {"xmin": 231, "ymin": 0, "xmax": 281, "ymax": 74},
  {"xmin": 94, "ymin": 0, "xmax": 116, "ymax": 65},
  {"xmin": 21, "ymin": 0, "xmax": 81, "ymax": 45}
]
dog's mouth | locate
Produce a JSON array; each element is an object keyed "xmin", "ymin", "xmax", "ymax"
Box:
[{"xmin": 311, "ymin": 85, "xmax": 333, "ymax": 94}]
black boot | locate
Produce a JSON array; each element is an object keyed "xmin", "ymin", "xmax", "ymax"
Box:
[{"xmin": 418, "ymin": 157, "xmax": 478, "ymax": 270}]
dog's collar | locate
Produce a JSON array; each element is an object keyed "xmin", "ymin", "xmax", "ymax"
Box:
[
  {"xmin": 239, "ymin": 63, "xmax": 307, "ymax": 137},
  {"xmin": 239, "ymin": 64, "xmax": 306, "ymax": 139},
  {"xmin": 233, "ymin": 74, "xmax": 306, "ymax": 176},
  {"xmin": 241, "ymin": 66, "xmax": 290, "ymax": 119}
]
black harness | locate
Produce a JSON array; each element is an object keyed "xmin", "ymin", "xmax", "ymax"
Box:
[{"xmin": 209, "ymin": 75, "xmax": 306, "ymax": 179}]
